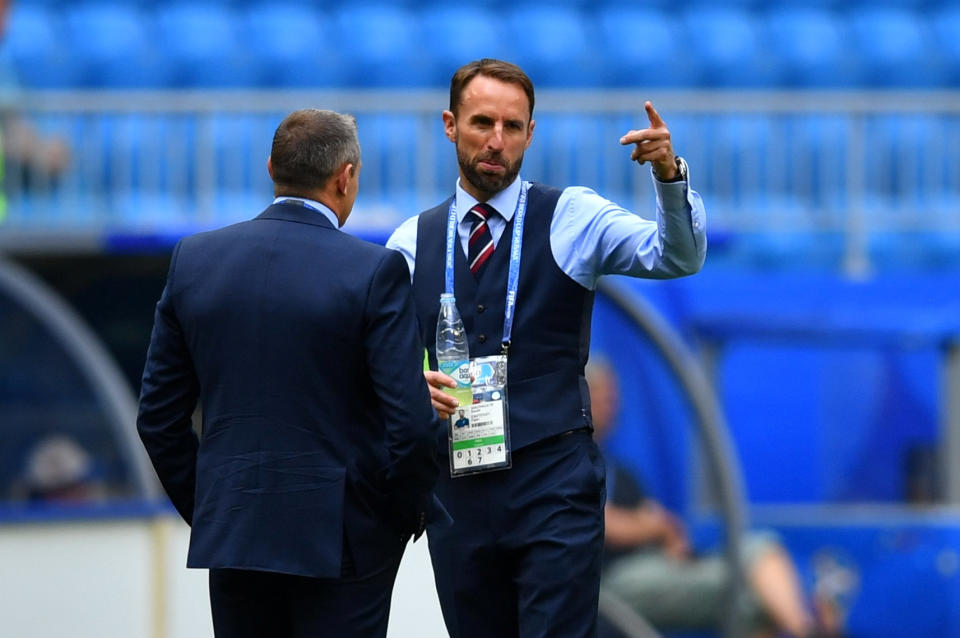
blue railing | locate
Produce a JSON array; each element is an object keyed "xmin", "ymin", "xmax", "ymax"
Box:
[{"xmin": 2, "ymin": 90, "xmax": 959, "ymax": 274}]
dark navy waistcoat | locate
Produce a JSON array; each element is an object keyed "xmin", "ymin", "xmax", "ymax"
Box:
[{"xmin": 412, "ymin": 183, "xmax": 595, "ymax": 450}]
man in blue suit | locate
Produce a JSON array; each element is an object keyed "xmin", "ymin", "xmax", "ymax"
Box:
[{"xmin": 137, "ymin": 109, "xmax": 440, "ymax": 638}]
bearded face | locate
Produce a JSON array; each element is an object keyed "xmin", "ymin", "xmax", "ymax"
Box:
[
  {"xmin": 456, "ymin": 145, "xmax": 524, "ymax": 199},
  {"xmin": 443, "ymin": 75, "xmax": 534, "ymax": 201}
]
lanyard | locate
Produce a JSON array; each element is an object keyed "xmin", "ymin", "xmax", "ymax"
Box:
[{"xmin": 445, "ymin": 182, "xmax": 529, "ymax": 353}]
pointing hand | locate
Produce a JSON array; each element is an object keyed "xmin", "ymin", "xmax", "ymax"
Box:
[{"xmin": 619, "ymin": 101, "xmax": 677, "ymax": 181}]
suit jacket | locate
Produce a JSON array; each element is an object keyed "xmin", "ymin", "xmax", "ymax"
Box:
[{"xmin": 137, "ymin": 202, "xmax": 439, "ymax": 579}]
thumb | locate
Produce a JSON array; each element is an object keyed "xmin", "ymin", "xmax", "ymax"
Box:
[{"xmin": 645, "ymin": 101, "xmax": 665, "ymax": 128}]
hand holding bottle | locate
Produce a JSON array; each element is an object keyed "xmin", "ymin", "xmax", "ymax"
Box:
[{"xmin": 424, "ymin": 370, "xmax": 460, "ymax": 419}]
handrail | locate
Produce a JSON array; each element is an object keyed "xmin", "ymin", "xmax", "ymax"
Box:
[
  {"xmin": 597, "ymin": 279, "xmax": 749, "ymax": 638},
  {"xmin": 598, "ymin": 588, "xmax": 663, "ymax": 638},
  {"xmin": 0, "ymin": 256, "xmax": 160, "ymax": 499},
  {"xmin": 9, "ymin": 88, "xmax": 960, "ymax": 113},
  {"xmin": 4, "ymin": 89, "xmax": 959, "ymax": 274}
]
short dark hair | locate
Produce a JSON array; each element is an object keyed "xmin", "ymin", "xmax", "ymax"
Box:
[
  {"xmin": 449, "ymin": 59, "xmax": 535, "ymax": 120},
  {"xmin": 270, "ymin": 109, "xmax": 360, "ymax": 194}
]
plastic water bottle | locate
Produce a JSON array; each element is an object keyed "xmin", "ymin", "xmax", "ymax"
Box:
[{"xmin": 436, "ymin": 293, "xmax": 472, "ymax": 408}]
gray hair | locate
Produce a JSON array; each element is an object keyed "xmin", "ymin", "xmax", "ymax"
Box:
[{"xmin": 270, "ymin": 109, "xmax": 361, "ymax": 194}]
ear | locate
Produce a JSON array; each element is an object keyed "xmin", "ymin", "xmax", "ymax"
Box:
[
  {"xmin": 442, "ymin": 110, "xmax": 457, "ymax": 143},
  {"xmin": 335, "ymin": 162, "xmax": 354, "ymax": 196},
  {"xmin": 266, "ymin": 156, "xmax": 274, "ymax": 179},
  {"xmin": 525, "ymin": 119, "xmax": 535, "ymax": 150}
]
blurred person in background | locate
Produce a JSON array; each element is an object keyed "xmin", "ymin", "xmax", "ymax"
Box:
[
  {"xmin": 387, "ymin": 58, "xmax": 706, "ymax": 638},
  {"xmin": 137, "ymin": 109, "xmax": 440, "ymax": 638},
  {"xmin": 0, "ymin": 0, "xmax": 70, "ymax": 222},
  {"xmin": 8, "ymin": 434, "xmax": 107, "ymax": 503},
  {"xmin": 588, "ymin": 358, "xmax": 845, "ymax": 638}
]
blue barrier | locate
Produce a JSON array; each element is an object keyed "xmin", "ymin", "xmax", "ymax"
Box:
[
  {"xmin": 752, "ymin": 508, "xmax": 960, "ymax": 638},
  {"xmin": 604, "ymin": 268, "xmax": 960, "ymax": 505},
  {"xmin": 0, "ymin": 498, "xmax": 173, "ymax": 525}
]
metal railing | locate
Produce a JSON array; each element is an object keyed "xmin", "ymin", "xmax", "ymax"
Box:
[{"xmin": 2, "ymin": 90, "xmax": 959, "ymax": 272}]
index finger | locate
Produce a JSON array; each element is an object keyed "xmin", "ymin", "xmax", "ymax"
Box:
[
  {"xmin": 424, "ymin": 370, "xmax": 456, "ymax": 388},
  {"xmin": 645, "ymin": 101, "xmax": 665, "ymax": 128}
]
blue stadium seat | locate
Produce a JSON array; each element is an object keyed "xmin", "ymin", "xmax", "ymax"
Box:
[
  {"xmin": 863, "ymin": 115, "xmax": 944, "ymax": 206},
  {"xmin": 417, "ymin": 7, "xmax": 511, "ymax": 87},
  {"xmin": 209, "ymin": 113, "xmax": 273, "ymax": 195},
  {"xmin": 4, "ymin": 5, "xmax": 81, "ymax": 88},
  {"xmin": 506, "ymin": 7, "xmax": 600, "ymax": 88},
  {"xmin": 154, "ymin": 3, "xmax": 260, "ymax": 88},
  {"xmin": 847, "ymin": 9, "xmax": 949, "ymax": 88},
  {"xmin": 354, "ymin": 113, "xmax": 424, "ymax": 207},
  {"xmin": 785, "ymin": 115, "xmax": 849, "ymax": 212},
  {"xmin": 5, "ymin": 0, "xmax": 65, "ymax": 6},
  {"xmin": 333, "ymin": 6, "xmax": 432, "ymax": 87},
  {"xmin": 706, "ymin": 114, "xmax": 778, "ymax": 199},
  {"xmin": 765, "ymin": 8, "xmax": 851, "ymax": 88},
  {"xmin": 681, "ymin": 8, "xmax": 781, "ymax": 87},
  {"xmin": 521, "ymin": 114, "xmax": 608, "ymax": 191},
  {"xmin": 843, "ymin": 0, "xmax": 928, "ymax": 7},
  {"xmin": 674, "ymin": 0, "xmax": 758, "ymax": 7},
  {"xmin": 932, "ymin": 8, "xmax": 960, "ymax": 86},
  {"xmin": 87, "ymin": 114, "xmax": 198, "ymax": 201},
  {"xmin": 63, "ymin": 4, "xmax": 171, "ymax": 89},
  {"xmin": 241, "ymin": 4, "xmax": 345, "ymax": 88},
  {"xmin": 757, "ymin": 0, "xmax": 835, "ymax": 6},
  {"xmin": 595, "ymin": 8, "xmax": 698, "ymax": 88}
]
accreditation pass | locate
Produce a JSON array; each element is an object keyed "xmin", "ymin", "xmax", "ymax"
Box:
[{"xmin": 449, "ymin": 355, "xmax": 511, "ymax": 476}]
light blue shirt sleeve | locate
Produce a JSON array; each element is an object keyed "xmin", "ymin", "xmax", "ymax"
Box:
[
  {"xmin": 550, "ymin": 168, "xmax": 707, "ymax": 290},
  {"xmin": 387, "ymin": 172, "xmax": 707, "ymax": 287},
  {"xmin": 386, "ymin": 214, "xmax": 419, "ymax": 282}
]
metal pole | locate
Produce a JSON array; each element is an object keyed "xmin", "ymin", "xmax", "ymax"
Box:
[
  {"xmin": 942, "ymin": 341, "xmax": 960, "ymax": 504},
  {"xmin": 0, "ymin": 256, "xmax": 160, "ymax": 498},
  {"xmin": 598, "ymin": 588, "xmax": 663, "ymax": 638},
  {"xmin": 843, "ymin": 114, "xmax": 870, "ymax": 277}
]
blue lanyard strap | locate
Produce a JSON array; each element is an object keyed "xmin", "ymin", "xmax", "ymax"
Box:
[{"xmin": 444, "ymin": 182, "xmax": 530, "ymax": 353}]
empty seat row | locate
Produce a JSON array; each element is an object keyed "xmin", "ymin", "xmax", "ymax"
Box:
[
  {"xmin": 6, "ymin": 4, "xmax": 959, "ymax": 89},
  {"xmin": 10, "ymin": 0, "xmax": 957, "ymax": 9}
]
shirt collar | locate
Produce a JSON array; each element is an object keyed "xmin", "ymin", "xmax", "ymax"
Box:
[
  {"xmin": 454, "ymin": 175, "xmax": 522, "ymax": 223},
  {"xmin": 273, "ymin": 196, "xmax": 340, "ymax": 229}
]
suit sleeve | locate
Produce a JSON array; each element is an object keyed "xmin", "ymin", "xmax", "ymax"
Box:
[
  {"xmin": 136, "ymin": 241, "xmax": 201, "ymax": 525},
  {"xmin": 363, "ymin": 249, "xmax": 440, "ymax": 535},
  {"xmin": 550, "ymin": 180, "xmax": 706, "ymax": 290}
]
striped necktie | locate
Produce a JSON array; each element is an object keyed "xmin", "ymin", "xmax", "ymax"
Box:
[{"xmin": 467, "ymin": 202, "xmax": 497, "ymax": 277}]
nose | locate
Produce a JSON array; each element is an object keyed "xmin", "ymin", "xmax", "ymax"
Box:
[{"xmin": 487, "ymin": 124, "xmax": 505, "ymax": 151}]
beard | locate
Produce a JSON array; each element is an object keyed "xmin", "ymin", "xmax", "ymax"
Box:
[{"xmin": 457, "ymin": 145, "xmax": 524, "ymax": 199}]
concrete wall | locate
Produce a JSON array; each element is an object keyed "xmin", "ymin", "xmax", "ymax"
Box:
[{"xmin": 0, "ymin": 513, "xmax": 446, "ymax": 638}]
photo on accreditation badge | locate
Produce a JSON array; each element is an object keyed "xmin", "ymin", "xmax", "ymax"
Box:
[
  {"xmin": 471, "ymin": 356, "xmax": 507, "ymax": 389},
  {"xmin": 454, "ymin": 409, "xmax": 470, "ymax": 429}
]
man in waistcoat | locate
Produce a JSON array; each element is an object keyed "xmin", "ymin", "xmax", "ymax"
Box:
[{"xmin": 386, "ymin": 59, "xmax": 706, "ymax": 638}]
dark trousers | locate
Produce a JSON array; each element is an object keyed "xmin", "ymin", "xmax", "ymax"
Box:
[
  {"xmin": 427, "ymin": 430, "xmax": 606, "ymax": 638},
  {"xmin": 208, "ymin": 550, "xmax": 403, "ymax": 638}
]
